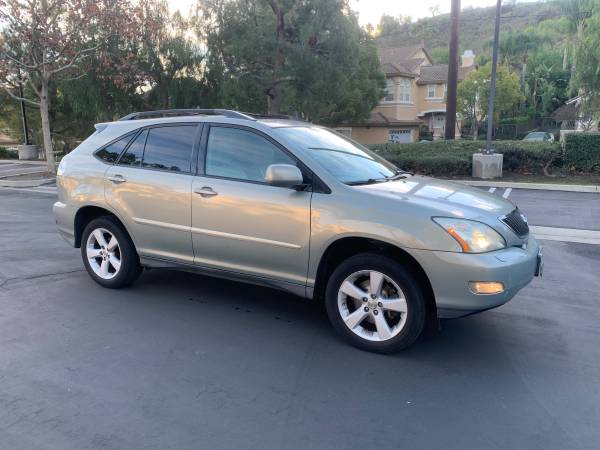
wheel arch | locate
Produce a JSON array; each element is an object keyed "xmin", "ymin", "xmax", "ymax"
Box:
[
  {"xmin": 74, "ymin": 204, "xmax": 135, "ymax": 249},
  {"xmin": 313, "ymin": 236, "xmax": 437, "ymax": 318}
]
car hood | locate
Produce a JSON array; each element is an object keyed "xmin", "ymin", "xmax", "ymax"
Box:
[{"xmin": 355, "ymin": 175, "xmax": 515, "ymax": 220}]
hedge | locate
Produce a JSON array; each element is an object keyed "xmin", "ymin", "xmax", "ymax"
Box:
[
  {"xmin": 0, "ymin": 147, "xmax": 18, "ymax": 159},
  {"xmin": 564, "ymin": 132, "xmax": 600, "ymax": 173},
  {"xmin": 368, "ymin": 140, "xmax": 562, "ymax": 177}
]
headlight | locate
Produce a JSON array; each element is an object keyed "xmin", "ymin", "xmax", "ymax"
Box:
[{"xmin": 433, "ymin": 218, "xmax": 506, "ymax": 253}]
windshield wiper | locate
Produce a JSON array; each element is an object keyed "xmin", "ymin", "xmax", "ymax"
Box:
[
  {"xmin": 385, "ymin": 169, "xmax": 413, "ymax": 181},
  {"xmin": 346, "ymin": 178, "xmax": 388, "ymax": 186}
]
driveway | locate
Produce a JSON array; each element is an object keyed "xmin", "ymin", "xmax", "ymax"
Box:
[{"xmin": 0, "ymin": 187, "xmax": 599, "ymax": 450}]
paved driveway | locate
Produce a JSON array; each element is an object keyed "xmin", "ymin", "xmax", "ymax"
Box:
[{"xmin": 0, "ymin": 188, "xmax": 599, "ymax": 450}]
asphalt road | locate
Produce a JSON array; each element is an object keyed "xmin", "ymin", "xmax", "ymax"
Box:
[{"xmin": 1, "ymin": 187, "xmax": 599, "ymax": 450}]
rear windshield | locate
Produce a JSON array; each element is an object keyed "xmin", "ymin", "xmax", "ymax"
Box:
[{"xmin": 274, "ymin": 126, "xmax": 398, "ymax": 184}]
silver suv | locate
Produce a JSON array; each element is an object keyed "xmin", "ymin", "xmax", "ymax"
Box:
[{"xmin": 54, "ymin": 109, "xmax": 542, "ymax": 353}]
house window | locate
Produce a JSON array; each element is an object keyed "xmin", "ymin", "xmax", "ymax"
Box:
[
  {"xmin": 384, "ymin": 79, "xmax": 395, "ymax": 102},
  {"xmin": 427, "ymin": 85, "xmax": 436, "ymax": 98},
  {"xmin": 399, "ymin": 78, "xmax": 412, "ymax": 103}
]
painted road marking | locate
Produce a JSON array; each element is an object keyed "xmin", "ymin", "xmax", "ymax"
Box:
[
  {"xmin": 502, "ymin": 187, "xmax": 512, "ymax": 198},
  {"xmin": 531, "ymin": 226, "xmax": 600, "ymax": 245},
  {"xmin": 488, "ymin": 187, "xmax": 496, "ymax": 193}
]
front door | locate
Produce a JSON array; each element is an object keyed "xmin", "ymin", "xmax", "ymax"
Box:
[
  {"xmin": 191, "ymin": 125, "xmax": 312, "ymax": 285},
  {"xmin": 105, "ymin": 124, "xmax": 201, "ymax": 264}
]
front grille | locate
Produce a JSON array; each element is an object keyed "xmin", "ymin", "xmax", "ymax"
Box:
[{"xmin": 501, "ymin": 209, "xmax": 529, "ymax": 237}]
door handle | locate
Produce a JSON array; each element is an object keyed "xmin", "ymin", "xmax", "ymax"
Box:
[
  {"xmin": 107, "ymin": 174, "xmax": 126, "ymax": 184},
  {"xmin": 194, "ymin": 186, "xmax": 218, "ymax": 197}
]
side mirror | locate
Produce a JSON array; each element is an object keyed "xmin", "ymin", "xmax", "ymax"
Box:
[{"xmin": 265, "ymin": 164, "xmax": 304, "ymax": 188}]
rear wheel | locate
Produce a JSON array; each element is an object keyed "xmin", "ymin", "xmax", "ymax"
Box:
[
  {"xmin": 81, "ymin": 216, "xmax": 141, "ymax": 288},
  {"xmin": 325, "ymin": 253, "xmax": 426, "ymax": 353}
]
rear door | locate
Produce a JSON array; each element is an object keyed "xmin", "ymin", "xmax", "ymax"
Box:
[
  {"xmin": 190, "ymin": 124, "xmax": 312, "ymax": 286},
  {"xmin": 104, "ymin": 123, "xmax": 201, "ymax": 264}
]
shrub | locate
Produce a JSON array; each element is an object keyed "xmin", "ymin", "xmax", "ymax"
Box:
[
  {"xmin": 0, "ymin": 147, "xmax": 18, "ymax": 159},
  {"xmin": 369, "ymin": 140, "xmax": 562, "ymax": 177},
  {"xmin": 564, "ymin": 133, "xmax": 600, "ymax": 173}
]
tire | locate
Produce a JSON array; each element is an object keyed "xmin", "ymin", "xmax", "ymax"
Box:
[
  {"xmin": 325, "ymin": 253, "xmax": 426, "ymax": 354},
  {"xmin": 80, "ymin": 216, "xmax": 142, "ymax": 288}
]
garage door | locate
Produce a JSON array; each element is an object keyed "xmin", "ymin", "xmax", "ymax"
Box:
[{"xmin": 388, "ymin": 129, "xmax": 411, "ymax": 143}]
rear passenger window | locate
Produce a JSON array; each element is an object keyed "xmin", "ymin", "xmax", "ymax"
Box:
[
  {"xmin": 142, "ymin": 126, "xmax": 196, "ymax": 173},
  {"xmin": 95, "ymin": 133, "xmax": 134, "ymax": 163},
  {"xmin": 119, "ymin": 130, "xmax": 147, "ymax": 167}
]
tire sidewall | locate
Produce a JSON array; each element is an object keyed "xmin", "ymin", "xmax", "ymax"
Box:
[
  {"xmin": 80, "ymin": 216, "xmax": 139, "ymax": 288},
  {"xmin": 325, "ymin": 253, "xmax": 426, "ymax": 354}
]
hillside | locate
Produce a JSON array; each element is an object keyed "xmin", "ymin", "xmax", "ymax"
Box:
[{"xmin": 376, "ymin": 1, "xmax": 565, "ymax": 62}]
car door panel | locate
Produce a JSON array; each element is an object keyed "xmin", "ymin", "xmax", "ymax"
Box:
[
  {"xmin": 191, "ymin": 176, "xmax": 311, "ymax": 284},
  {"xmin": 104, "ymin": 124, "xmax": 200, "ymax": 264},
  {"xmin": 191, "ymin": 124, "xmax": 312, "ymax": 285}
]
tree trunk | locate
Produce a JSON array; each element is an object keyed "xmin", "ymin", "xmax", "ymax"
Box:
[
  {"xmin": 268, "ymin": 0, "xmax": 285, "ymax": 114},
  {"xmin": 39, "ymin": 77, "xmax": 56, "ymax": 173},
  {"xmin": 562, "ymin": 46, "xmax": 568, "ymax": 71},
  {"xmin": 472, "ymin": 118, "xmax": 478, "ymax": 140}
]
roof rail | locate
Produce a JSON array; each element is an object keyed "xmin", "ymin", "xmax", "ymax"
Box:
[
  {"xmin": 117, "ymin": 109, "xmax": 255, "ymax": 121},
  {"xmin": 244, "ymin": 113, "xmax": 298, "ymax": 120}
]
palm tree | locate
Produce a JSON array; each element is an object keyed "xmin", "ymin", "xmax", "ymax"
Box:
[{"xmin": 560, "ymin": 0, "xmax": 593, "ymax": 93}]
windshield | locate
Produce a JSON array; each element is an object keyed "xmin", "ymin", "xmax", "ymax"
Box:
[
  {"xmin": 274, "ymin": 126, "xmax": 399, "ymax": 184},
  {"xmin": 525, "ymin": 132, "xmax": 546, "ymax": 140}
]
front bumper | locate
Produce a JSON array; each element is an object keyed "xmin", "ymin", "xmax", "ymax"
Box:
[{"xmin": 409, "ymin": 236, "xmax": 541, "ymax": 318}]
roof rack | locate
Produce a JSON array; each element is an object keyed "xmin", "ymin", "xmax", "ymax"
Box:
[
  {"xmin": 117, "ymin": 109, "xmax": 255, "ymax": 121},
  {"xmin": 244, "ymin": 113, "xmax": 297, "ymax": 120}
]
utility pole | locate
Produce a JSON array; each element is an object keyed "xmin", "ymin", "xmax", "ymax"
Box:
[
  {"xmin": 17, "ymin": 69, "xmax": 30, "ymax": 146},
  {"xmin": 484, "ymin": 0, "xmax": 502, "ymax": 154},
  {"xmin": 445, "ymin": 0, "xmax": 460, "ymax": 140}
]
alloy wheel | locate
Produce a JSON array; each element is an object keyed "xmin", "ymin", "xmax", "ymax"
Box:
[
  {"xmin": 337, "ymin": 270, "xmax": 408, "ymax": 342},
  {"xmin": 85, "ymin": 228, "xmax": 122, "ymax": 280}
]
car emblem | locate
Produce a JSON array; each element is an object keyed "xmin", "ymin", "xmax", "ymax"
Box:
[{"xmin": 520, "ymin": 213, "xmax": 528, "ymax": 223}]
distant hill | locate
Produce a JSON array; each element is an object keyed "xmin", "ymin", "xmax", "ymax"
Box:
[{"xmin": 376, "ymin": 1, "xmax": 564, "ymax": 63}]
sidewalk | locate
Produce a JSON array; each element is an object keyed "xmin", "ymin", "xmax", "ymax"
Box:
[
  {"xmin": 450, "ymin": 179, "xmax": 600, "ymax": 193},
  {"xmin": 0, "ymin": 160, "xmax": 54, "ymax": 187}
]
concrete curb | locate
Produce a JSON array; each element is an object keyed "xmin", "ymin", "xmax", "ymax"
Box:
[
  {"xmin": 0, "ymin": 178, "xmax": 55, "ymax": 188},
  {"xmin": 451, "ymin": 179, "xmax": 600, "ymax": 193},
  {"xmin": 0, "ymin": 159, "xmax": 46, "ymax": 165}
]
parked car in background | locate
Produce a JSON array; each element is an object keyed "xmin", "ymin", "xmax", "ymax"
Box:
[
  {"xmin": 53, "ymin": 109, "xmax": 543, "ymax": 353},
  {"xmin": 523, "ymin": 131, "xmax": 555, "ymax": 142}
]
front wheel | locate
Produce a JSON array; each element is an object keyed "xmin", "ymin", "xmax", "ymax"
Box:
[
  {"xmin": 81, "ymin": 216, "xmax": 141, "ymax": 288},
  {"xmin": 325, "ymin": 253, "xmax": 426, "ymax": 354}
]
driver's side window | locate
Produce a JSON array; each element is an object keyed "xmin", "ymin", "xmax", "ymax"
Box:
[{"xmin": 205, "ymin": 126, "xmax": 296, "ymax": 183}]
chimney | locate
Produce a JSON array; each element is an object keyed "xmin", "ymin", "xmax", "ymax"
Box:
[{"xmin": 461, "ymin": 50, "xmax": 475, "ymax": 67}]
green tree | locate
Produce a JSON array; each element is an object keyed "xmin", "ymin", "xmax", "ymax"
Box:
[
  {"xmin": 560, "ymin": 0, "xmax": 594, "ymax": 93},
  {"xmin": 458, "ymin": 63, "xmax": 523, "ymax": 139},
  {"xmin": 0, "ymin": 0, "xmax": 156, "ymax": 171},
  {"xmin": 574, "ymin": 0, "xmax": 600, "ymax": 117},
  {"xmin": 198, "ymin": 0, "xmax": 384, "ymax": 122}
]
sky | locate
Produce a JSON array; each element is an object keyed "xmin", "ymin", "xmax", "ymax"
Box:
[{"xmin": 168, "ymin": 0, "xmax": 519, "ymax": 26}]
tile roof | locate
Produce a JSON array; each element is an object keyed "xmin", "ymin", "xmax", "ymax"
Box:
[
  {"xmin": 351, "ymin": 112, "xmax": 423, "ymax": 127},
  {"xmin": 417, "ymin": 64, "xmax": 475, "ymax": 84}
]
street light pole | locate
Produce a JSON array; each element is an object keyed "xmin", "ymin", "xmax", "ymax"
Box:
[
  {"xmin": 445, "ymin": 0, "xmax": 460, "ymax": 140},
  {"xmin": 484, "ymin": 0, "xmax": 502, "ymax": 154}
]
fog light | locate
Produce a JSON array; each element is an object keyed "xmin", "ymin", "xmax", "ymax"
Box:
[{"xmin": 469, "ymin": 281, "xmax": 505, "ymax": 295}]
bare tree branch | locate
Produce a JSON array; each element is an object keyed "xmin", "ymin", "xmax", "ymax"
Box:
[{"xmin": 0, "ymin": 85, "xmax": 41, "ymax": 106}]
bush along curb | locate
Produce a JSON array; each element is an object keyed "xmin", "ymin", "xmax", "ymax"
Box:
[{"xmin": 368, "ymin": 140, "xmax": 563, "ymax": 177}]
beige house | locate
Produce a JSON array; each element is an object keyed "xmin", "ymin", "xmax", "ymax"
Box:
[{"xmin": 337, "ymin": 45, "xmax": 476, "ymax": 144}]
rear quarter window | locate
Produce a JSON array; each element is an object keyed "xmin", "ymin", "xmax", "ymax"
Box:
[{"xmin": 95, "ymin": 133, "xmax": 135, "ymax": 163}]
